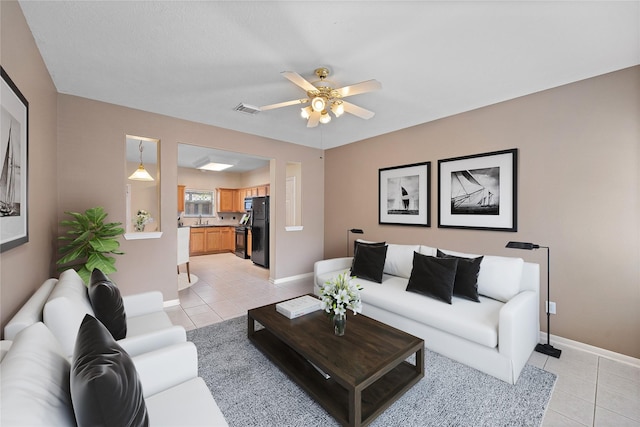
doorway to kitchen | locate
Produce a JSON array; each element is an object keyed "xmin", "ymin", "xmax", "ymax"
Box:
[{"xmin": 167, "ymin": 253, "xmax": 314, "ymax": 330}]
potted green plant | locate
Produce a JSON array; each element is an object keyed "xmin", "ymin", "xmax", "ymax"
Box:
[{"xmin": 57, "ymin": 206, "xmax": 125, "ymax": 284}]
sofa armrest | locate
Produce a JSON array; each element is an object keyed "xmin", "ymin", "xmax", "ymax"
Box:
[
  {"xmin": 0, "ymin": 340, "xmax": 12, "ymax": 362},
  {"xmin": 122, "ymin": 291, "xmax": 164, "ymax": 317},
  {"xmin": 118, "ymin": 325, "xmax": 187, "ymax": 357},
  {"xmin": 133, "ymin": 341, "xmax": 198, "ymax": 398},
  {"xmin": 498, "ymin": 290, "xmax": 540, "ymax": 376},
  {"xmin": 313, "ymin": 257, "xmax": 353, "ymax": 289},
  {"xmin": 4, "ymin": 279, "xmax": 58, "ymax": 340}
]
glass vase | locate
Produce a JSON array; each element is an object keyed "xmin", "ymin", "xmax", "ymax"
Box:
[{"xmin": 333, "ymin": 313, "xmax": 346, "ymax": 336}]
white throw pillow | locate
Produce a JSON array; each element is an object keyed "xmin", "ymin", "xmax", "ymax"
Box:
[
  {"xmin": 383, "ymin": 244, "xmax": 420, "ymax": 279},
  {"xmin": 438, "ymin": 249, "xmax": 524, "ymax": 302},
  {"xmin": 0, "ymin": 323, "xmax": 76, "ymax": 426}
]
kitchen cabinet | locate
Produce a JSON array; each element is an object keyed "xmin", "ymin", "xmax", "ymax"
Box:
[
  {"xmin": 177, "ymin": 185, "xmax": 185, "ymax": 212},
  {"xmin": 189, "ymin": 227, "xmax": 206, "ymax": 255},
  {"xmin": 189, "ymin": 226, "xmax": 235, "ymax": 256},
  {"xmin": 217, "ymin": 188, "xmax": 235, "ymax": 212},
  {"xmin": 235, "ymin": 190, "xmax": 245, "ymax": 213},
  {"xmin": 247, "ymin": 229, "xmax": 252, "ymax": 257},
  {"xmin": 218, "ymin": 185, "xmax": 270, "ymax": 213}
]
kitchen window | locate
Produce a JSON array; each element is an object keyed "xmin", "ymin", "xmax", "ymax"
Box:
[{"xmin": 184, "ymin": 189, "xmax": 215, "ymax": 217}]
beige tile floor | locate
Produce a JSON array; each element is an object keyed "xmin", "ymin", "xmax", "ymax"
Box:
[{"xmin": 167, "ymin": 253, "xmax": 640, "ymax": 427}]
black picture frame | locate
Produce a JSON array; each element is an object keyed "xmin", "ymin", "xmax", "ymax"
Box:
[
  {"xmin": 379, "ymin": 162, "xmax": 431, "ymax": 227},
  {"xmin": 1, "ymin": 67, "xmax": 29, "ymax": 252},
  {"xmin": 438, "ymin": 149, "xmax": 517, "ymax": 231}
]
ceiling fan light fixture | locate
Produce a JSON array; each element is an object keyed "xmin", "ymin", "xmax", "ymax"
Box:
[
  {"xmin": 331, "ymin": 101, "xmax": 344, "ymax": 117},
  {"xmin": 301, "ymin": 106, "xmax": 312, "ymax": 119},
  {"xmin": 311, "ymin": 96, "xmax": 326, "ymax": 112},
  {"xmin": 319, "ymin": 110, "xmax": 331, "ymax": 124}
]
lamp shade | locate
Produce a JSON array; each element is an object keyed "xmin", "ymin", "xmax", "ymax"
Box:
[
  {"xmin": 505, "ymin": 241, "xmax": 540, "ymax": 250},
  {"xmin": 128, "ymin": 164, "xmax": 154, "ymax": 181},
  {"xmin": 311, "ymin": 96, "xmax": 326, "ymax": 112}
]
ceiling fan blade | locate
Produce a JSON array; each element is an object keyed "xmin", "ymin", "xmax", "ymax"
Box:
[
  {"xmin": 259, "ymin": 98, "xmax": 308, "ymax": 111},
  {"xmin": 282, "ymin": 71, "xmax": 317, "ymax": 92},
  {"xmin": 335, "ymin": 79, "xmax": 382, "ymax": 98},
  {"xmin": 307, "ymin": 110, "xmax": 321, "ymax": 128},
  {"xmin": 342, "ymin": 101, "xmax": 375, "ymax": 120}
]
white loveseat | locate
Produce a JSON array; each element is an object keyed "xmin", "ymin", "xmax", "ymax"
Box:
[
  {"xmin": 0, "ymin": 321, "xmax": 228, "ymax": 426},
  {"xmin": 5, "ymin": 269, "xmax": 186, "ymax": 359},
  {"xmin": 1, "ymin": 270, "xmax": 229, "ymax": 426},
  {"xmin": 314, "ymin": 243, "xmax": 540, "ymax": 384}
]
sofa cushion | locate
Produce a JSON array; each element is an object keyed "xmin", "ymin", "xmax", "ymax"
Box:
[
  {"xmin": 0, "ymin": 322, "xmax": 76, "ymax": 426},
  {"xmin": 43, "ymin": 268, "xmax": 95, "ymax": 358},
  {"xmin": 350, "ymin": 244, "xmax": 388, "ymax": 283},
  {"xmin": 71, "ymin": 314, "xmax": 149, "ymax": 427},
  {"xmin": 437, "ymin": 249, "xmax": 483, "ymax": 302},
  {"xmin": 383, "ymin": 244, "xmax": 420, "ymax": 278},
  {"xmin": 438, "ymin": 249, "xmax": 524, "ymax": 302},
  {"xmin": 145, "ymin": 377, "xmax": 229, "ymax": 426},
  {"xmin": 418, "ymin": 244, "xmax": 437, "ymax": 257},
  {"xmin": 88, "ymin": 268, "xmax": 127, "ymax": 340},
  {"xmin": 406, "ymin": 252, "xmax": 458, "ymax": 304}
]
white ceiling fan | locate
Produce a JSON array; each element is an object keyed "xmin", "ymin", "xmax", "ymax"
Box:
[{"xmin": 257, "ymin": 67, "xmax": 382, "ymax": 128}]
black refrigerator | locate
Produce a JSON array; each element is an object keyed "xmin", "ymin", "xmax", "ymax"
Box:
[{"xmin": 251, "ymin": 196, "xmax": 269, "ymax": 268}]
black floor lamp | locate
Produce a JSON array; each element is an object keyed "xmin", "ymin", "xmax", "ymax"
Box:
[
  {"xmin": 347, "ymin": 228, "xmax": 364, "ymax": 256},
  {"xmin": 506, "ymin": 241, "xmax": 562, "ymax": 358}
]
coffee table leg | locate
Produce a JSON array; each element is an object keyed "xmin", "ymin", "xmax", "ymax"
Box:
[
  {"xmin": 349, "ymin": 388, "xmax": 362, "ymax": 427},
  {"xmin": 417, "ymin": 347, "xmax": 424, "ymax": 375},
  {"xmin": 247, "ymin": 314, "xmax": 255, "ymax": 337}
]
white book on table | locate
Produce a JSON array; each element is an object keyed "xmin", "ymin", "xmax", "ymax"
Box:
[{"xmin": 276, "ymin": 295, "xmax": 322, "ymax": 319}]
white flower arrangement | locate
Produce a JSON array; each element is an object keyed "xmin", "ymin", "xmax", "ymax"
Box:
[
  {"xmin": 133, "ymin": 209, "xmax": 152, "ymax": 232},
  {"xmin": 319, "ymin": 271, "xmax": 363, "ymax": 319}
]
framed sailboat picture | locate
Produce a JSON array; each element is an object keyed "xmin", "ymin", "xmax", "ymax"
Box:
[
  {"xmin": 438, "ymin": 149, "xmax": 517, "ymax": 231},
  {"xmin": 379, "ymin": 162, "xmax": 430, "ymax": 226},
  {"xmin": 1, "ymin": 67, "xmax": 29, "ymax": 252}
]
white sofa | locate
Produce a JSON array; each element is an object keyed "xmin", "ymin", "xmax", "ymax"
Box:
[
  {"xmin": 314, "ymin": 243, "xmax": 540, "ymax": 384},
  {"xmin": 0, "ymin": 321, "xmax": 228, "ymax": 426},
  {"xmin": 5, "ymin": 269, "xmax": 186, "ymax": 359}
]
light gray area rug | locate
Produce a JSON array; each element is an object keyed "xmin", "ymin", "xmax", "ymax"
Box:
[{"xmin": 187, "ymin": 316, "xmax": 556, "ymax": 427}]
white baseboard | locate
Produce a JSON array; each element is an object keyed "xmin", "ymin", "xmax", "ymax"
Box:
[
  {"xmin": 272, "ymin": 272, "xmax": 314, "ymax": 287},
  {"xmin": 544, "ymin": 332, "xmax": 640, "ymax": 368},
  {"xmin": 163, "ymin": 299, "xmax": 181, "ymax": 308}
]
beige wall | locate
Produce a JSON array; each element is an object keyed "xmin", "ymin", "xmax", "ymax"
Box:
[
  {"xmin": 56, "ymin": 94, "xmax": 325, "ymax": 300},
  {"xmin": 324, "ymin": 66, "xmax": 640, "ymax": 358},
  {"xmin": 0, "ymin": 1, "xmax": 59, "ymax": 329}
]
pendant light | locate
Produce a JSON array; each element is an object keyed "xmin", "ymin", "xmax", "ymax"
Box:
[{"xmin": 128, "ymin": 140, "xmax": 154, "ymax": 181}]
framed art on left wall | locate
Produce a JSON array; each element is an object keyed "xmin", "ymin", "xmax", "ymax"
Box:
[{"xmin": 1, "ymin": 67, "xmax": 29, "ymax": 252}]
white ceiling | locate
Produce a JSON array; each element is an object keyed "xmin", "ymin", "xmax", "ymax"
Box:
[{"xmin": 20, "ymin": 1, "xmax": 640, "ymax": 152}]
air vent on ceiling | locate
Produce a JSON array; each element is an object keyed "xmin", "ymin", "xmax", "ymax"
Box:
[{"xmin": 234, "ymin": 103, "xmax": 261, "ymax": 115}]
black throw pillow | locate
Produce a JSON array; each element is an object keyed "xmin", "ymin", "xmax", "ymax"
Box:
[
  {"xmin": 88, "ymin": 268, "xmax": 127, "ymax": 340},
  {"xmin": 350, "ymin": 244, "xmax": 388, "ymax": 283},
  {"xmin": 71, "ymin": 314, "xmax": 149, "ymax": 427},
  {"xmin": 406, "ymin": 252, "xmax": 458, "ymax": 304},
  {"xmin": 353, "ymin": 240, "xmax": 386, "ymax": 257},
  {"xmin": 436, "ymin": 250, "xmax": 483, "ymax": 302}
]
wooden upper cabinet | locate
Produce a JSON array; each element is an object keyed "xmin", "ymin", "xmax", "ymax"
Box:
[
  {"xmin": 217, "ymin": 185, "xmax": 270, "ymax": 213},
  {"xmin": 235, "ymin": 189, "xmax": 245, "ymax": 212},
  {"xmin": 217, "ymin": 188, "xmax": 235, "ymax": 212},
  {"xmin": 177, "ymin": 185, "xmax": 185, "ymax": 212}
]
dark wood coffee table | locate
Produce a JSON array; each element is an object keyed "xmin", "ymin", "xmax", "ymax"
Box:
[{"xmin": 248, "ymin": 299, "xmax": 424, "ymax": 427}]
